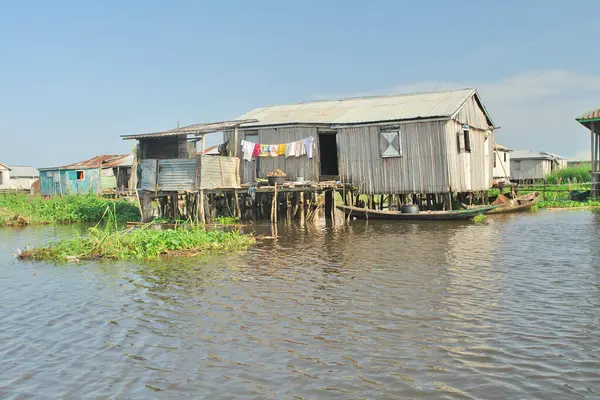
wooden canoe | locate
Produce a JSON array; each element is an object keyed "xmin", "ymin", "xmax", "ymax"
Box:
[
  {"xmin": 337, "ymin": 205, "xmax": 497, "ymax": 221},
  {"xmin": 486, "ymin": 191, "xmax": 541, "ymax": 214}
]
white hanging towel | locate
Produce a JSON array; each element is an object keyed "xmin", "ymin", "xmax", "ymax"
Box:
[
  {"xmin": 241, "ymin": 140, "xmax": 256, "ymax": 161},
  {"xmin": 303, "ymin": 137, "xmax": 314, "ymax": 159}
]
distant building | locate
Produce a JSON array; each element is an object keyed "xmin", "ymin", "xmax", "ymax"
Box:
[
  {"xmin": 0, "ymin": 163, "xmax": 10, "ymax": 190},
  {"xmin": 493, "ymin": 144, "xmax": 512, "ymax": 182},
  {"xmin": 576, "ymin": 107, "xmax": 600, "ymax": 197},
  {"xmin": 0, "ymin": 163, "xmax": 39, "ymax": 192},
  {"xmin": 510, "ymin": 150, "xmax": 567, "ymax": 182},
  {"xmin": 39, "ymin": 155, "xmax": 133, "ymax": 196}
]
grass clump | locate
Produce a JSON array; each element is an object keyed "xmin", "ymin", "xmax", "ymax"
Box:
[
  {"xmin": 0, "ymin": 194, "xmax": 140, "ymax": 227},
  {"xmin": 473, "ymin": 214, "xmax": 487, "ymax": 224},
  {"xmin": 545, "ymin": 165, "xmax": 591, "ymax": 184},
  {"xmin": 18, "ymin": 206, "xmax": 254, "ymax": 262}
]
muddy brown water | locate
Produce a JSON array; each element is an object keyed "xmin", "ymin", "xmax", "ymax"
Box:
[{"xmin": 1, "ymin": 211, "xmax": 600, "ymax": 399}]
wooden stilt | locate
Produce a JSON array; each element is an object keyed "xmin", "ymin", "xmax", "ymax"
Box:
[
  {"xmin": 234, "ymin": 190, "xmax": 240, "ymax": 219},
  {"xmin": 199, "ymin": 190, "xmax": 206, "ymax": 224}
]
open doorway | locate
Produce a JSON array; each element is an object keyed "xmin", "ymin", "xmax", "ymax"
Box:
[{"xmin": 319, "ymin": 132, "xmax": 339, "ymax": 177}]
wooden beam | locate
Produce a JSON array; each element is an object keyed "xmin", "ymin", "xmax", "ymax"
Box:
[
  {"xmin": 592, "ymin": 122, "xmax": 596, "ymax": 174},
  {"xmin": 234, "ymin": 126, "xmax": 239, "ymax": 158}
]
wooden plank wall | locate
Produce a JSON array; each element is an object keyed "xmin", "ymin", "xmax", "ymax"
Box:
[{"xmin": 337, "ymin": 120, "xmax": 450, "ymax": 194}]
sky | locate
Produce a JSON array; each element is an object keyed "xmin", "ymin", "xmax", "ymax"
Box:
[{"xmin": 1, "ymin": 0, "xmax": 600, "ymax": 167}]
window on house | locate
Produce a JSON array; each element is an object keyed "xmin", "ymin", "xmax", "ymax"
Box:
[
  {"xmin": 76, "ymin": 170, "xmax": 85, "ymax": 180},
  {"xmin": 0, "ymin": 171, "xmax": 3, "ymax": 185},
  {"xmin": 457, "ymin": 125, "xmax": 471, "ymax": 153},
  {"xmin": 504, "ymin": 153, "xmax": 507, "ymax": 162},
  {"xmin": 513, "ymin": 160, "xmax": 521, "ymax": 171},
  {"xmin": 463, "ymin": 128, "xmax": 471, "ymax": 153},
  {"xmin": 494, "ymin": 156, "xmax": 497, "ymax": 168},
  {"xmin": 380, "ymin": 127, "xmax": 402, "ymax": 158}
]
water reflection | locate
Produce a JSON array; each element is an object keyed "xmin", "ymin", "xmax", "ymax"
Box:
[{"xmin": 1, "ymin": 211, "xmax": 600, "ymax": 398}]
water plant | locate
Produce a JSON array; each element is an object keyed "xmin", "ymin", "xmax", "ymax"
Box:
[
  {"xmin": 18, "ymin": 205, "xmax": 254, "ymax": 262},
  {"xmin": 537, "ymin": 200, "xmax": 600, "ymax": 209},
  {"xmin": 473, "ymin": 214, "xmax": 487, "ymax": 224},
  {"xmin": 213, "ymin": 216, "xmax": 240, "ymax": 225},
  {"xmin": 0, "ymin": 194, "xmax": 140, "ymax": 227}
]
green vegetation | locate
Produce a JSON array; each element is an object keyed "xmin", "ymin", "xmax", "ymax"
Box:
[
  {"xmin": 0, "ymin": 194, "xmax": 140, "ymax": 227},
  {"xmin": 537, "ymin": 200, "xmax": 600, "ymax": 209},
  {"xmin": 473, "ymin": 214, "xmax": 487, "ymax": 223},
  {"xmin": 18, "ymin": 206, "xmax": 254, "ymax": 262},
  {"xmin": 545, "ymin": 164, "xmax": 591, "ymax": 184},
  {"xmin": 213, "ymin": 216, "xmax": 240, "ymax": 225}
]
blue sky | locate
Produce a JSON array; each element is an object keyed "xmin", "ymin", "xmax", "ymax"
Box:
[{"xmin": 1, "ymin": 0, "xmax": 599, "ymax": 167}]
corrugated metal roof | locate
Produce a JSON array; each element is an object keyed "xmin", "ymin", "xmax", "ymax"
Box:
[
  {"xmin": 6, "ymin": 166, "xmax": 39, "ymax": 178},
  {"xmin": 122, "ymin": 119, "xmax": 258, "ymax": 140},
  {"xmin": 511, "ymin": 150, "xmax": 565, "ymax": 160},
  {"xmin": 236, "ymin": 88, "xmax": 487, "ymax": 127},
  {"xmin": 577, "ymin": 107, "xmax": 600, "ymax": 122},
  {"xmin": 39, "ymin": 155, "xmax": 122, "ymax": 171},
  {"xmin": 0, "ymin": 162, "xmax": 9, "ymax": 170},
  {"xmin": 102, "ymin": 154, "xmax": 133, "ymax": 168}
]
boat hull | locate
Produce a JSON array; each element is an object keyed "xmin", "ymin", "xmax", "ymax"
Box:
[
  {"xmin": 486, "ymin": 192, "xmax": 541, "ymax": 214},
  {"xmin": 337, "ymin": 205, "xmax": 495, "ymax": 221}
]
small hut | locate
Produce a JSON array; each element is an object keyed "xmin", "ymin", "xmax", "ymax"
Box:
[
  {"xmin": 39, "ymin": 155, "xmax": 131, "ymax": 196},
  {"xmin": 121, "ymin": 120, "xmax": 255, "ymax": 222},
  {"xmin": 510, "ymin": 150, "xmax": 567, "ymax": 183},
  {"xmin": 576, "ymin": 108, "xmax": 600, "ymax": 197}
]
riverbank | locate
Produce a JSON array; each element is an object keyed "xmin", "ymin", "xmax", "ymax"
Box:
[
  {"xmin": 18, "ymin": 223, "xmax": 254, "ymax": 262},
  {"xmin": 0, "ymin": 194, "xmax": 140, "ymax": 227}
]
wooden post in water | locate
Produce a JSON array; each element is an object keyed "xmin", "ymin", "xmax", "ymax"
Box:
[
  {"xmin": 324, "ymin": 190, "xmax": 333, "ymax": 220},
  {"xmin": 234, "ymin": 190, "xmax": 240, "ymax": 219}
]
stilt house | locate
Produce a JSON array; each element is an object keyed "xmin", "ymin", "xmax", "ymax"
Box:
[
  {"xmin": 228, "ymin": 88, "xmax": 496, "ymax": 197},
  {"xmin": 576, "ymin": 108, "xmax": 600, "ymax": 197}
]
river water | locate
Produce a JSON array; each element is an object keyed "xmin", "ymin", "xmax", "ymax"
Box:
[{"xmin": 1, "ymin": 210, "xmax": 600, "ymax": 399}]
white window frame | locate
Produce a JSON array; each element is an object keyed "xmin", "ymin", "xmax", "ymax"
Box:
[{"xmin": 380, "ymin": 127, "xmax": 402, "ymax": 158}]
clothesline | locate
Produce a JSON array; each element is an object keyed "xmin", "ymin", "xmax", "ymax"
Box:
[{"xmin": 241, "ymin": 136, "xmax": 315, "ymax": 161}]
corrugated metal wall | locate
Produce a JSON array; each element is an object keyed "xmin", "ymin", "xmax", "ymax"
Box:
[
  {"xmin": 226, "ymin": 127, "xmax": 319, "ymax": 183},
  {"xmin": 138, "ymin": 157, "xmax": 240, "ymax": 192},
  {"xmin": 157, "ymin": 159, "xmax": 197, "ymax": 191},
  {"xmin": 39, "ymin": 169, "xmax": 100, "ymax": 195},
  {"xmin": 337, "ymin": 121, "xmax": 450, "ymax": 194}
]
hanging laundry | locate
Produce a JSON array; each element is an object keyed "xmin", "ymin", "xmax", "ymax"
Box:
[
  {"xmin": 259, "ymin": 144, "xmax": 270, "ymax": 157},
  {"xmin": 296, "ymin": 140, "xmax": 306, "ymax": 157},
  {"xmin": 303, "ymin": 137, "xmax": 314, "ymax": 159},
  {"xmin": 252, "ymin": 143, "xmax": 260, "ymax": 158},
  {"xmin": 269, "ymin": 144, "xmax": 279, "ymax": 157},
  {"xmin": 277, "ymin": 143, "xmax": 286, "ymax": 155},
  {"xmin": 241, "ymin": 140, "xmax": 256, "ymax": 161},
  {"xmin": 285, "ymin": 141, "xmax": 296, "ymax": 158}
]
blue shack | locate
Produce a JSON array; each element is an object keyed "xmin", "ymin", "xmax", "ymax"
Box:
[{"xmin": 39, "ymin": 155, "xmax": 132, "ymax": 196}]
